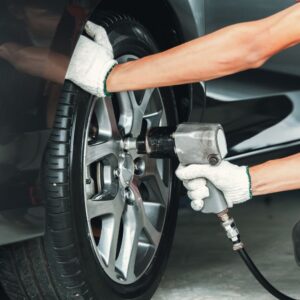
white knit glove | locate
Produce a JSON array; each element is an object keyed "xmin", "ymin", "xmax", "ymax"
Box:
[
  {"xmin": 176, "ymin": 161, "xmax": 252, "ymax": 211},
  {"xmin": 65, "ymin": 21, "xmax": 117, "ymax": 97}
]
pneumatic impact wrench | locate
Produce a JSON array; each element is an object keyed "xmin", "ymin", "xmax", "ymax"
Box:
[
  {"xmin": 124, "ymin": 123, "xmax": 242, "ymax": 248},
  {"xmin": 123, "ymin": 123, "xmax": 295, "ymax": 300}
]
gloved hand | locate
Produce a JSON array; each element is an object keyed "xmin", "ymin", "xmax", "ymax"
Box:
[
  {"xmin": 176, "ymin": 161, "xmax": 252, "ymax": 211},
  {"xmin": 65, "ymin": 21, "xmax": 117, "ymax": 97}
]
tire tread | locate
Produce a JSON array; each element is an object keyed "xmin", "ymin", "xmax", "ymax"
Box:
[{"xmin": 0, "ymin": 83, "xmax": 90, "ymax": 299}]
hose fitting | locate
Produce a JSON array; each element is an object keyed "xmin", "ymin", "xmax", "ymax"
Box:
[{"xmin": 218, "ymin": 210, "xmax": 244, "ymax": 251}]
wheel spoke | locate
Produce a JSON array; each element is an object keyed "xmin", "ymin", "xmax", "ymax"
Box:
[
  {"xmin": 118, "ymin": 87, "xmax": 158, "ymax": 137},
  {"xmin": 132, "ymin": 89, "xmax": 156, "ymax": 136},
  {"xmin": 86, "ymin": 199, "xmax": 114, "ymax": 220},
  {"xmin": 117, "ymin": 92, "xmax": 134, "ymax": 135},
  {"xmin": 142, "ymin": 203, "xmax": 161, "ymax": 247},
  {"xmin": 139, "ymin": 88, "xmax": 155, "ymax": 114},
  {"xmin": 144, "ymin": 110, "xmax": 163, "ymax": 128},
  {"xmin": 142, "ymin": 158, "xmax": 169, "ymax": 203},
  {"xmin": 153, "ymin": 173, "xmax": 168, "ymax": 203},
  {"xmin": 93, "ymin": 97, "xmax": 120, "ymax": 139},
  {"xmin": 86, "ymin": 140, "xmax": 119, "ymax": 165},
  {"xmin": 98, "ymin": 193, "xmax": 124, "ymax": 267},
  {"xmin": 115, "ymin": 205, "xmax": 142, "ymax": 281}
]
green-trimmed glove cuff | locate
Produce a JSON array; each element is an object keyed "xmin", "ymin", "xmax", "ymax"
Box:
[
  {"xmin": 246, "ymin": 166, "xmax": 253, "ymax": 199},
  {"xmin": 103, "ymin": 63, "xmax": 118, "ymax": 97}
]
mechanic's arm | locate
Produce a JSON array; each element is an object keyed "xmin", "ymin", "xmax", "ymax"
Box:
[
  {"xmin": 106, "ymin": 3, "xmax": 300, "ymax": 92},
  {"xmin": 176, "ymin": 153, "xmax": 300, "ymax": 211},
  {"xmin": 67, "ymin": 3, "xmax": 300, "ymax": 97},
  {"xmin": 250, "ymin": 153, "xmax": 300, "ymax": 196}
]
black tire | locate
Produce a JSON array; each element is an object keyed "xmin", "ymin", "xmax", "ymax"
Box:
[{"xmin": 0, "ymin": 14, "xmax": 179, "ymax": 300}]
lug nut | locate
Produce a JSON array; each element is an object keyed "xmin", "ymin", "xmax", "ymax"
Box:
[{"xmin": 134, "ymin": 157, "xmax": 145, "ymax": 176}]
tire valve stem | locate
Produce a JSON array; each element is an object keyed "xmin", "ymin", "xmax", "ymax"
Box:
[
  {"xmin": 217, "ymin": 209, "xmax": 244, "ymax": 251},
  {"xmin": 117, "ymin": 274, "xmax": 125, "ymax": 282}
]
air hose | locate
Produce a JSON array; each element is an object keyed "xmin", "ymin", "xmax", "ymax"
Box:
[
  {"xmin": 218, "ymin": 211, "xmax": 297, "ymax": 300},
  {"xmin": 238, "ymin": 248, "xmax": 295, "ymax": 300}
]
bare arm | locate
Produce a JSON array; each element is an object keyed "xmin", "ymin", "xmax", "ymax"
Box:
[
  {"xmin": 107, "ymin": 3, "xmax": 300, "ymax": 92},
  {"xmin": 250, "ymin": 153, "xmax": 300, "ymax": 196}
]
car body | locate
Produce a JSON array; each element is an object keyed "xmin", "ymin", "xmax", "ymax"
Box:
[{"xmin": 0, "ymin": 1, "xmax": 300, "ymax": 298}]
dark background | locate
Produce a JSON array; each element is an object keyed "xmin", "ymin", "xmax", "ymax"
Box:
[{"xmin": 1, "ymin": 285, "xmax": 8, "ymax": 299}]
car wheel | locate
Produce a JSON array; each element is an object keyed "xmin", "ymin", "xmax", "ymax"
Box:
[{"xmin": 0, "ymin": 13, "xmax": 179, "ymax": 300}]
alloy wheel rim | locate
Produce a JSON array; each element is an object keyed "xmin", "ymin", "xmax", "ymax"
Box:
[{"xmin": 83, "ymin": 55, "xmax": 171, "ymax": 284}]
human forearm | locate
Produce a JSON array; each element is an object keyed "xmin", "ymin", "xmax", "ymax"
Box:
[
  {"xmin": 107, "ymin": 3, "xmax": 300, "ymax": 93},
  {"xmin": 107, "ymin": 22, "xmax": 265, "ymax": 92},
  {"xmin": 250, "ymin": 153, "xmax": 300, "ymax": 196}
]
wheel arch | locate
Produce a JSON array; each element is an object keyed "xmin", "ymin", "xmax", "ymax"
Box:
[{"xmin": 95, "ymin": 0, "xmax": 183, "ymax": 50}]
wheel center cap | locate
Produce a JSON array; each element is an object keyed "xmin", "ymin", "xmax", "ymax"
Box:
[{"xmin": 119, "ymin": 153, "xmax": 134, "ymax": 187}]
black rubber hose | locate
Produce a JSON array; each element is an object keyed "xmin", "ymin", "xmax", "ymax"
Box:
[{"xmin": 237, "ymin": 248, "xmax": 296, "ymax": 300}]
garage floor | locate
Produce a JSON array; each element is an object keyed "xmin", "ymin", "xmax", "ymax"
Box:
[
  {"xmin": 1, "ymin": 192, "xmax": 300, "ymax": 300},
  {"xmin": 153, "ymin": 191, "xmax": 300, "ymax": 300}
]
